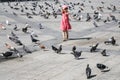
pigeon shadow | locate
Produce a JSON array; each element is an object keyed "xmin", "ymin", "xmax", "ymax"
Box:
[
  {"xmin": 59, "ymin": 52, "xmax": 68, "ymax": 54},
  {"xmin": 105, "ymin": 44, "xmax": 119, "ymax": 46},
  {"xmin": 40, "ymin": 27, "xmax": 44, "ymax": 29},
  {"xmin": 88, "ymin": 74, "xmax": 97, "ymax": 79},
  {"xmin": 114, "ymin": 44, "xmax": 119, "ymax": 46},
  {"xmin": 0, "ymin": 56, "xmax": 17, "ymax": 63},
  {"xmin": 101, "ymin": 69, "xmax": 110, "ymax": 72},
  {"xmin": 103, "ymin": 55, "xmax": 110, "ymax": 57},
  {"xmin": 90, "ymin": 50, "xmax": 99, "ymax": 53},
  {"xmin": 75, "ymin": 57, "xmax": 86, "ymax": 60},
  {"xmin": 69, "ymin": 37, "xmax": 92, "ymax": 40}
]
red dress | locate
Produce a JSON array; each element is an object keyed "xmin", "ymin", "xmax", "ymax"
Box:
[{"xmin": 60, "ymin": 12, "xmax": 71, "ymax": 31}]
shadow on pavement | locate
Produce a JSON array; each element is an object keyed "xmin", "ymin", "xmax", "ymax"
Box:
[{"xmin": 69, "ymin": 37, "xmax": 92, "ymax": 40}]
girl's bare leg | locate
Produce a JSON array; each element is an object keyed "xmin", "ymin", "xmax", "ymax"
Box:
[
  {"xmin": 66, "ymin": 31, "xmax": 69, "ymax": 40},
  {"xmin": 62, "ymin": 31, "xmax": 66, "ymax": 41}
]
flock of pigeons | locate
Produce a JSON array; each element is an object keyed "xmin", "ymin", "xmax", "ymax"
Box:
[
  {"xmin": 1, "ymin": 0, "xmax": 120, "ymax": 25},
  {"xmin": 0, "ymin": 0, "xmax": 120, "ymax": 79},
  {"xmin": 51, "ymin": 36, "xmax": 116, "ymax": 79},
  {"xmin": 2, "ymin": 0, "xmax": 61, "ymax": 19},
  {"xmin": 0, "ymin": 22, "xmax": 45, "ymax": 58}
]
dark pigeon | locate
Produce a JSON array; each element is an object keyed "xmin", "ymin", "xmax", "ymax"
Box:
[
  {"xmin": 23, "ymin": 45, "xmax": 32, "ymax": 53},
  {"xmin": 51, "ymin": 45, "xmax": 62, "ymax": 53},
  {"xmin": 30, "ymin": 35, "xmax": 39, "ymax": 43},
  {"xmin": 2, "ymin": 51, "xmax": 13, "ymax": 58},
  {"xmin": 104, "ymin": 37, "xmax": 116, "ymax": 45},
  {"xmin": 90, "ymin": 43, "xmax": 99, "ymax": 52},
  {"xmin": 101, "ymin": 49, "xmax": 107, "ymax": 56},
  {"xmin": 96, "ymin": 63, "xmax": 110, "ymax": 72},
  {"xmin": 86, "ymin": 64, "xmax": 92, "ymax": 79},
  {"xmin": 72, "ymin": 46, "xmax": 82, "ymax": 59}
]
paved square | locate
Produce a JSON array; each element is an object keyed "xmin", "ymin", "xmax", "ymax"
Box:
[{"xmin": 0, "ymin": 0, "xmax": 120, "ymax": 80}]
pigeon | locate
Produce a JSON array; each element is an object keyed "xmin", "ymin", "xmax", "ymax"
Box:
[
  {"xmin": 97, "ymin": 63, "xmax": 108, "ymax": 70},
  {"xmin": 104, "ymin": 17, "xmax": 110, "ymax": 23},
  {"xmin": 86, "ymin": 13, "xmax": 91, "ymax": 21},
  {"xmin": 106, "ymin": 17, "xmax": 110, "ymax": 22},
  {"xmin": 30, "ymin": 35, "xmax": 39, "ymax": 43},
  {"xmin": 7, "ymin": 35, "xmax": 16, "ymax": 42},
  {"xmin": 93, "ymin": 21, "xmax": 98, "ymax": 27},
  {"xmin": 5, "ymin": 10, "xmax": 8, "ymax": 12},
  {"xmin": 2, "ymin": 51, "xmax": 13, "ymax": 58},
  {"xmin": 101, "ymin": 49, "xmax": 107, "ymax": 56},
  {"xmin": 14, "ymin": 39, "xmax": 23, "ymax": 46},
  {"xmin": 28, "ymin": 15, "xmax": 33, "ymax": 18},
  {"xmin": 14, "ymin": 2, "xmax": 18, "ymax": 6},
  {"xmin": 72, "ymin": 46, "xmax": 82, "ymax": 59},
  {"xmin": 11, "ymin": 31, "xmax": 18, "ymax": 39},
  {"xmin": 8, "ymin": 35, "xmax": 23, "ymax": 45},
  {"xmin": 32, "ymin": 11, "xmax": 37, "ymax": 15},
  {"xmin": 93, "ymin": 14, "xmax": 98, "ymax": 20},
  {"xmin": 109, "ymin": 14, "xmax": 117, "ymax": 22},
  {"xmin": 118, "ymin": 21, "xmax": 120, "ymax": 28},
  {"xmin": 107, "ymin": 7, "xmax": 112, "ymax": 10},
  {"xmin": 10, "ymin": 47, "xmax": 19, "ymax": 54},
  {"xmin": 54, "ymin": 0, "xmax": 59, "ymax": 4},
  {"xmin": 51, "ymin": 45, "xmax": 62, "ymax": 53},
  {"xmin": 90, "ymin": 43, "xmax": 99, "ymax": 52},
  {"xmin": 103, "ymin": 20, "xmax": 107, "ymax": 23},
  {"xmin": 96, "ymin": 63, "xmax": 110, "ymax": 72},
  {"xmin": 13, "ymin": 12, "xmax": 17, "ymax": 16},
  {"xmin": 23, "ymin": 45, "xmax": 32, "ymax": 53},
  {"xmin": 10, "ymin": 6, "xmax": 13, "ymax": 9},
  {"xmin": 96, "ymin": 13, "xmax": 102, "ymax": 21},
  {"xmin": 53, "ymin": 12, "xmax": 57, "ymax": 18},
  {"xmin": 104, "ymin": 37, "xmax": 116, "ymax": 45},
  {"xmin": 101, "ymin": 1, "xmax": 104, "ymax": 4},
  {"xmin": 30, "ymin": 31, "xmax": 38, "ymax": 37},
  {"xmin": 86, "ymin": 64, "xmax": 91, "ymax": 79},
  {"xmin": 21, "ymin": 9, "xmax": 24, "ymax": 12},
  {"xmin": 72, "ymin": 46, "xmax": 76, "ymax": 52},
  {"xmin": 26, "ymin": 13, "xmax": 33, "ymax": 18},
  {"xmin": 89, "ymin": 1, "xmax": 91, "ymax": 3},
  {"xmin": 91, "ymin": 6, "xmax": 94, "ymax": 10},
  {"xmin": 13, "ymin": 25, "xmax": 19, "ymax": 31},
  {"xmin": 112, "ymin": 6, "xmax": 116, "ymax": 12},
  {"xmin": 39, "ymin": 23, "xmax": 44, "ymax": 29},
  {"xmin": 14, "ymin": 7, "xmax": 19, "ymax": 10},
  {"xmin": 22, "ymin": 23, "xmax": 30, "ymax": 33},
  {"xmin": 25, "ymin": 6, "xmax": 28, "ymax": 10},
  {"xmin": 51, "ymin": 45, "xmax": 58, "ymax": 53},
  {"xmin": 72, "ymin": 50, "xmax": 82, "ymax": 60},
  {"xmin": 57, "ymin": 45, "xmax": 62, "ymax": 53},
  {"xmin": 22, "ymin": 27, "xmax": 28, "ymax": 33},
  {"xmin": 10, "ymin": 47, "xmax": 22, "ymax": 58}
]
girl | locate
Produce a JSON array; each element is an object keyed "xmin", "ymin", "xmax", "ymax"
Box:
[{"xmin": 60, "ymin": 5, "xmax": 72, "ymax": 41}]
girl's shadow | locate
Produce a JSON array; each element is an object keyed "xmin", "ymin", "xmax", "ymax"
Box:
[{"xmin": 69, "ymin": 37, "xmax": 92, "ymax": 40}]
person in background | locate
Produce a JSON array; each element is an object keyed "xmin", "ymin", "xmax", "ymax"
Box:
[{"xmin": 60, "ymin": 5, "xmax": 72, "ymax": 41}]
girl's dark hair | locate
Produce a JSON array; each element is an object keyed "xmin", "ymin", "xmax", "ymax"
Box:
[{"xmin": 62, "ymin": 8, "xmax": 68, "ymax": 14}]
